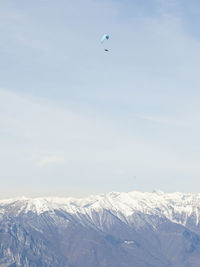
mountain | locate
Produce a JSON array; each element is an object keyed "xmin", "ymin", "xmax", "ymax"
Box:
[{"xmin": 1, "ymin": 191, "xmax": 200, "ymax": 266}]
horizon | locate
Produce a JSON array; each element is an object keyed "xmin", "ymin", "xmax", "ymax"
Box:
[{"xmin": 1, "ymin": 188, "xmax": 200, "ymax": 200}]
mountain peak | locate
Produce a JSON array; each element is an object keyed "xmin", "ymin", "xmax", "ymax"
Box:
[{"xmin": 0, "ymin": 190, "xmax": 200, "ymax": 227}]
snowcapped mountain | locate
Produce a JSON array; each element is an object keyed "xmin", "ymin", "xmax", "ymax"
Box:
[
  {"xmin": 2, "ymin": 190, "xmax": 200, "ymax": 229},
  {"xmin": 1, "ymin": 190, "xmax": 200, "ymax": 266}
]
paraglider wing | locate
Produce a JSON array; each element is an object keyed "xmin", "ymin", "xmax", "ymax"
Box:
[{"xmin": 101, "ymin": 34, "xmax": 109, "ymax": 44}]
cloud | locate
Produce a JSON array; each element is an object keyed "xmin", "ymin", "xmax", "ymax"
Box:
[
  {"xmin": 1, "ymin": 87, "xmax": 200, "ymax": 197},
  {"xmin": 38, "ymin": 156, "xmax": 66, "ymax": 167}
]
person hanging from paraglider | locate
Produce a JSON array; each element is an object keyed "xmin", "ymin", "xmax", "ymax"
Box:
[{"xmin": 101, "ymin": 34, "xmax": 110, "ymax": 52}]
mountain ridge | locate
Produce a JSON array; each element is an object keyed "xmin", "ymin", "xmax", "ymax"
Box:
[
  {"xmin": 1, "ymin": 190, "xmax": 200, "ymax": 266},
  {"xmin": 1, "ymin": 190, "xmax": 200, "ymax": 223}
]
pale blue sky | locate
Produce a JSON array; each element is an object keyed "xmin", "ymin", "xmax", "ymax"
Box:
[{"xmin": 1, "ymin": 0, "xmax": 200, "ymax": 197}]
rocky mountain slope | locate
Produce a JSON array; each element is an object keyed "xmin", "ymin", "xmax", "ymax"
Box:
[{"xmin": 1, "ymin": 191, "xmax": 200, "ymax": 267}]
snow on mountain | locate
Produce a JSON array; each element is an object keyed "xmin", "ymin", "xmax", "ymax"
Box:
[{"xmin": 1, "ymin": 190, "xmax": 200, "ymax": 228}]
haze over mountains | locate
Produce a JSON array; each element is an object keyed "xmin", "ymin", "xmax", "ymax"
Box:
[{"xmin": 1, "ymin": 190, "xmax": 200, "ymax": 267}]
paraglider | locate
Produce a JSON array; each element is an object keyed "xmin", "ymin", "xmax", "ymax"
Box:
[
  {"xmin": 101, "ymin": 34, "xmax": 109, "ymax": 44},
  {"xmin": 101, "ymin": 34, "xmax": 110, "ymax": 52}
]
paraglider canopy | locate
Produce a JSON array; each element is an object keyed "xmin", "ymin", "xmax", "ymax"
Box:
[{"xmin": 101, "ymin": 34, "xmax": 110, "ymax": 44}]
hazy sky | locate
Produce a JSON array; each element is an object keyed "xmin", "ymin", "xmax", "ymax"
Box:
[{"xmin": 1, "ymin": 0, "xmax": 200, "ymax": 197}]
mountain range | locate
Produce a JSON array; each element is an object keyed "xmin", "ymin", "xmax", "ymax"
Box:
[{"xmin": 1, "ymin": 190, "xmax": 200, "ymax": 266}]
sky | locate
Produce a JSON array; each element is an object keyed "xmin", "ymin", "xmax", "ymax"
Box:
[{"xmin": 1, "ymin": 0, "xmax": 200, "ymax": 197}]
